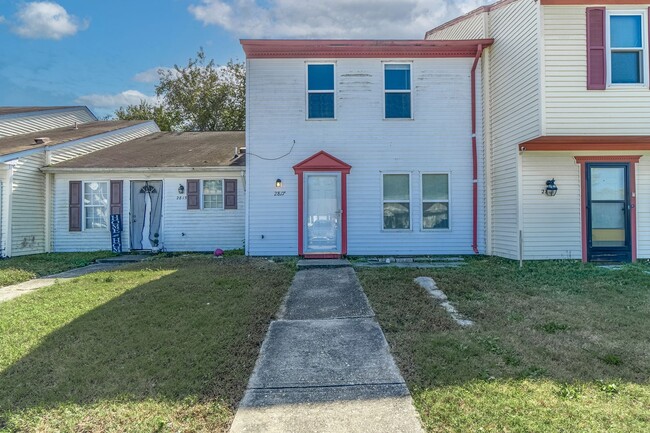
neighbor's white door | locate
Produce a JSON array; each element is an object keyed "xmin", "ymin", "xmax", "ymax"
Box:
[{"xmin": 304, "ymin": 173, "xmax": 341, "ymax": 254}]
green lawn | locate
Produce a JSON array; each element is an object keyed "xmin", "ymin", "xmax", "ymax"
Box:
[
  {"xmin": 0, "ymin": 256, "xmax": 294, "ymax": 432},
  {"xmin": 357, "ymin": 257, "xmax": 650, "ymax": 433},
  {"xmin": 0, "ymin": 252, "xmax": 116, "ymax": 287}
]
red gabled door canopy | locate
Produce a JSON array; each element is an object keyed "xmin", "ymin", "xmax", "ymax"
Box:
[{"xmin": 293, "ymin": 151, "xmax": 351, "ymax": 258}]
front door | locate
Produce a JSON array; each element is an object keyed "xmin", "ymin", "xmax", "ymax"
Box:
[
  {"xmin": 304, "ymin": 173, "xmax": 341, "ymax": 254},
  {"xmin": 586, "ymin": 164, "xmax": 631, "ymax": 262},
  {"xmin": 130, "ymin": 180, "xmax": 163, "ymax": 250}
]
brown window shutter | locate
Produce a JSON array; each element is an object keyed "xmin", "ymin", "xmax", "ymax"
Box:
[
  {"xmin": 187, "ymin": 179, "xmax": 200, "ymax": 209},
  {"xmin": 110, "ymin": 180, "xmax": 123, "ymax": 230},
  {"xmin": 224, "ymin": 179, "xmax": 237, "ymax": 209},
  {"xmin": 69, "ymin": 181, "xmax": 82, "ymax": 231},
  {"xmin": 586, "ymin": 7, "xmax": 607, "ymax": 90},
  {"xmin": 110, "ymin": 180, "xmax": 123, "ymax": 216}
]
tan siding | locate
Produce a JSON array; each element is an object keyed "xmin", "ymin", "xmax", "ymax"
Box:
[
  {"xmin": 636, "ymin": 156, "xmax": 650, "ymax": 258},
  {"xmin": 0, "ymin": 108, "xmax": 95, "ymax": 138},
  {"xmin": 426, "ymin": 12, "xmax": 487, "ymax": 39},
  {"xmin": 487, "ymin": 0, "xmax": 542, "ymax": 259},
  {"xmin": 11, "ymin": 154, "xmax": 46, "ymax": 256},
  {"xmin": 522, "ymin": 154, "xmax": 582, "ymax": 260},
  {"xmin": 544, "ymin": 5, "xmax": 650, "ymax": 134}
]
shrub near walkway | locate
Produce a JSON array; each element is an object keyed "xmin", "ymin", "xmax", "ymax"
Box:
[
  {"xmin": 357, "ymin": 258, "xmax": 650, "ymax": 433},
  {"xmin": 0, "ymin": 252, "xmax": 116, "ymax": 287},
  {"xmin": 0, "ymin": 256, "xmax": 294, "ymax": 432}
]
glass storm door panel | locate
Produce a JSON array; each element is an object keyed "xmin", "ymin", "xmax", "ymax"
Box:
[
  {"xmin": 587, "ymin": 164, "xmax": 631, "ymax": 262},
  {"xmin": 304, "ymin": 173, "xmax": 341, "ymax": 253}
]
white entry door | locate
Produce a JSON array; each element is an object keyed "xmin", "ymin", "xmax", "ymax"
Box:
[{"xmin": 304, "ymin": 173, "xmax": 341, "ymax": 254}]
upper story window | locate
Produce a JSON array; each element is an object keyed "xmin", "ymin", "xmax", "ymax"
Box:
[
  {"xmin": 384, "ymin": 64, "xmax": 412, "ymax": 119},
  {"xmin": 608, "ymin": 13, "xmax": 646, "ymax": 84},
  {"xmin": 307, "ymin": 64, "xmax": 335, "ymax": 119}
]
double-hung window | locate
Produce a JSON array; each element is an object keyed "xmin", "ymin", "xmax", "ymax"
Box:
[
  {"xmin": 608, "ymin": 12, "xmax": 646, "ymax": 84},
  {"xmin": 384, "ymin": 64, "xmax": 412, "ymax": 118},
  {"xmin": 307, "ymin": 64, "xmax": 335, "ymax": 119},
  {"xmin": 422, "ymin": 174, "xmax": 450, "ymax": 230},
  {"xmin": 203, "ymin": 179, "xmax": 223, "ymax": 209},
  {"xmin": 382, "ymin": 174, "xmax": 410, "ymax": 230},
  {"xmin": 83, "ymin": 181, "xmax": 109, "ymax": 229}
]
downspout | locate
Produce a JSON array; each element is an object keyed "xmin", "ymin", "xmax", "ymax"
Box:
[{"xmin": 470, "ymin": 44, "xmax": 484, "ymax": 254}]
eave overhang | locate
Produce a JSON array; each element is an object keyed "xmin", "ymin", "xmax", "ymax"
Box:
[
  {"xmin": 240, "ymin": 39, "xmax": 494, "ymax": 59},
  {"xmin": 519, "ymin": 136, "xmax": 650, "ymax": 152}
]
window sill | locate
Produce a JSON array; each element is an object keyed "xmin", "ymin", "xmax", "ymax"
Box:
[
  {"xmin": 306, "ymin": 118, "xmax": 337, "ymax": 121},
  {"xmin": 381, "ymin": 229, "xmax": 413, "ymax": 233},
  {"xmin": 383, "ymin": 118, "xmax": 414, "ymax": 121},
  {"xmin": 606, "ymin": 83, "xmax": 647, "ymax": 89}
]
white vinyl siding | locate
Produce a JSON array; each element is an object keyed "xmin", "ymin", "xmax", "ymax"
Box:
[
  {"xmin": 246, "ymin": 57, "xmax": 485, "ymax": 256},
  {"xmin": 52, "ymin": 173, "xmax": 245, "ymax": 253},
  {"xmin": 637, "ymin": 155, "xmax": 650, "ymax": 258},
  {"xmin": 544, "ymin": 5, "xmax": 650, "ymax": 134},
  {"xmin": 0, "ymin": 107, "xmax": 96, "ymax": 138},
  {"xmin": 2, "ymin": 121, "xmax": 159, "ymax": 256}
]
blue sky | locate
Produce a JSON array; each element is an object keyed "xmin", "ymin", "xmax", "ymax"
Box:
[{"xmin": 0, "ymin": 0, "xmax": 487, "ymax": 117}]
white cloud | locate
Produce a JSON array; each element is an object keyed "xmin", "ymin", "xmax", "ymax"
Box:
[
  {"xmin": 0, "ymin": 16, "xmax": 6, "ymax": 24},
  {"xmin": 76, "ymin": 90, "xmax": 159, "ymax": 110},
  {"xmin": 188, "ymin": 0, "xmax": 490, "ymax": 39},
  {"xmin": 12, "ymin": 2, "xmax": 88, "ymax": 40},
  {"xmin": 133, "ymin": 66, "xmax": 179, "ymax": 83}
]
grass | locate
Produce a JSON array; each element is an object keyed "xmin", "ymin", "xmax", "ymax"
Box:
[
  {"xmin": 357, "ymin": 257, "xmax": 650, "ymax": 433},
  {"xmin": 0, "ymin": 252, "xmax": 116, "ymax": 287},
  {"xmin": 0, "ymin": 255, "xmax": 295, "ymax": 432}
]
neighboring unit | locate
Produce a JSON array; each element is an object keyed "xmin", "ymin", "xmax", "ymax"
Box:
[
  {"xmin": 242, "ymin": 39, "xmax": 492, "ymax": 257},
  {"xmin": 44, "ymin": 132, "xmax": 245, "ymax": 253},
  {"xmin": 0, "ymin": 106, "xmax": 97, "ymax": 138},
  {"xmin": 427, "ymin": 0, "xmax": 650, "ymax": 262},
  {"xmin": 0, "ymin": 116, "xmax": 159, "ymax": 256}
]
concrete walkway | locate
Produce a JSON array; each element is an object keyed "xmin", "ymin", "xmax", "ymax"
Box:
[
  {"xmin": 230, "ymin": 261, "xmax": 424, "ymax": 433},
  {"xmin": 0, "ymin": 256, "xmax": 147, "ymax": 303}
]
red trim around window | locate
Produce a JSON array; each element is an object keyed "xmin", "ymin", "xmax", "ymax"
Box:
[
  {"xmin": 575, "ymin": 155, "xmax": 641, "ymax": 263},
  {"xmin": 293, "ymin": 151, "xmax": 351, "ymax": 257}
]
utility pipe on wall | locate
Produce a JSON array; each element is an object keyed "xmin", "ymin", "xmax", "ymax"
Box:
[{"xmin": 470, "ymin": 44, "xmax": 484, "ymax": 255}]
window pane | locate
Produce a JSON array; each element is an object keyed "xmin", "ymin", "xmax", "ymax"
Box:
[
  {"xmin": 385, "ymin": 93, "xmax": 411, "ymax": 118},
  {"xmin": 422, "ymin": 174, "xmax": 449, "ymax": 201},
  {"xmin": 611, "ymin": 51, "xmax": 641, "ymax": 83},
  {"xmin": 383, "ymin": 174, "xmax": 409, "ymax": 200},
  {"xmin": 384, "ymin": 202, "xmax": 410, "ymax": 229},
  {"xmin": 308, "ymin": 64, "xmax": 334, "ymax": 90},
  {"xmin": 84, "ymin": 182, "xmax": 108, "ymax": 206},
  {"xmin": 203, "ymin": 180, "xmax": 223, "ymax": 208},
  {"xmin": 423, "ymin": 202, "xmax": 449, "ymax": 229},
  {"xmin": 308, "ymin": 93, "xmax": 335, "ymax": 118},
  {"xmin": 591, "ymin": 167, "xmax": 625, "ymax": 200},
  {"xmin": 385, "ymin": 64, "xmax": 411, "ymax": 90},
  {"xmin": 610, "ymin": 15, "xmax": 642, "ymax": 48}
]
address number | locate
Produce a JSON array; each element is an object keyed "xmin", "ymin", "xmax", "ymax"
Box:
[{"xmin": 274, "ymin": 191, "xmax": 286, "ymax": 196}]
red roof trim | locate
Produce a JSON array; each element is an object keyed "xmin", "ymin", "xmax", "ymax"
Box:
[
  {"xmin": 519, "ymin": 136, "xmax": 650, "ymax": 151},
  {"xmin": 293, "ymin": 150, "xmax": 351, "ymax": 173},
  {"xmin": 241, "ymin": 39, "xmax": 494, "ymax": 59}
]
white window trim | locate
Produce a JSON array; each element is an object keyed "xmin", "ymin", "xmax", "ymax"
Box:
[
  {"xmin": 201, "ymin": 179, "xmax": 224, "ymax": 210},
  {"xmin": 606, "ymin": 10, "xmax": 648, "ymax": 87},
  {"xmin": 82, "ymin": 181, "xmax": 109, "ymax": 231},
  {"xmin": 306, "ymin": 62, "xmax": 337, "ymax": 120},
  {"xmin": 382, "ymin": 61, "xmax": 414, "ymax": 120},
  {"xmin": 381, "ymin": 172, "xmax": 413, "ymax": 231},
  {"xmin": 421, "ymin": 172, "xmax": 452, "ymax": 232}
]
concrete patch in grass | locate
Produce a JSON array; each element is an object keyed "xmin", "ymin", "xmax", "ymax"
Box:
[{"xmin": 414, "ymin": 276, "xmax": 474, "ymax": 327}]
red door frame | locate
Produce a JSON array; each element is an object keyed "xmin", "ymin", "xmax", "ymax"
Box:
[
  {"xmin": 293, "ymin": 151, "xmax": 351, "ymax": 258},
  {"xmin": 575, "ymin": 155, "xmax": 641, "ymax": 263}
]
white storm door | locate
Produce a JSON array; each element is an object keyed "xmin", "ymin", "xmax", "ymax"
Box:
[{"xmin": 304, "ymin": 173, "xmax": 341, "ymax": 253}]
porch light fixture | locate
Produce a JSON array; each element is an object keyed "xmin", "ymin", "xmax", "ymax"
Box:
[
  {"xmin": 544, "ymin": 179, "xmax": 558, "ymax": 197},
  {"xmin": 178, "ymin": 184, "xmax": 185, "ymax": 194},
  {"xmin": 275, "ymin": 179, "xmax": 282, "ymax": 188}
]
